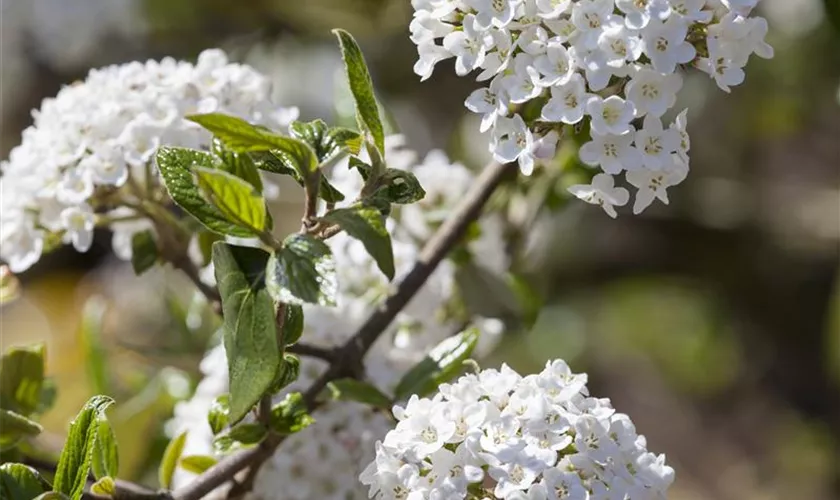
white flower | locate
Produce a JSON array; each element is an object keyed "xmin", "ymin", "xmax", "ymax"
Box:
[
  {"xmin": 535, "ymin": 0, "xmax": 572, "ymax": 19},
  {"xmin": 586, "ymin": 95, "xmax": 636, "ymax": 136},
  {"xmin": 465, "ymin": 80, "xmax": 508, "ymax": 133},
  {"xmin": 568, "ymin": 174, "xmax": 630, "ymax": 218},
  {"xmin": 414, "ymin": 41, "xmax": 452, "ymax": 80},
  {"xmin": 615, "ymin": 0, "xmax": 671, "ymax": 30},
  {"xmin": 597, "ymin": 20, "xmax": 644, "ymax": 69},
  {"xmin": 634, "ymin": 115, "xmax": 680, "ymax": 170},
  {"xmin": 571, "ymin": 0, "xmax": 615, "ymax": 49},
  {"xmin": 579, "ymin": 130, "xmax": 643, "ymax": 174},
  {"xmin": 492, "ymin": 114, "xmax": 533, "ymax": 166},
  {"xmin": 443, "ymin": 14, "xmax": 493, "ymax": 76},
  {"xmin": 627, "ymin": 154, "xmax": 689, "ymax": 214},
  {"xmin": 478, "ymin": 29, "xmax": 515, "ymax": 81},
  {"xmin": 56, "ymin": 170, "xmax": 94, "ymax": 205},
  {"xmin": 695, "ymin": 53, "xmax": 745, "ymax": 93},
  {"xmin": 540, "ymin": 73, "xmax": 589, "ymax": 124},
  {"xmin": 624, "ymin": 68, "xmax": 682, "ymax": 117},
  {"xmin": 362, "ymin": 360, "xmax": 675, "ymax": 499},
  {"xmin": 670, "ymin": 108, "xmax": 691, "ymax": 161},
  {"xmin": 467, "ymin": 0, "xmax": 523, "ymax": 29},
  {"xmin": 502, "ymin": 54, "xmax": 542, "ymax": 103},
  {"xmin": 669, "ymin": 0, "xmax": 713, "ymax": 23},
  {"xmin": 60, "ymin": 204, "xmax": 95, "ymax": 252},
  {"xmin": 642, "ymin": 17, "xmax": 697, "ymax": 74},
  {"xmin": 533, "ymin": 42, "xmax": 575, "ymax": 86}
]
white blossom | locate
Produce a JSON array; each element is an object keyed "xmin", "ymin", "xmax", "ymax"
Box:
[
  {"xmin": 586, "ymin": 95, "xmax": 636, "ymax": 136},
  {"xmin": 626, "ymin": 154, "xmax": 689, "ymax": 214},
  {"xmin": 361, "ymin": 360, "xmax": 675, "ymax": 499},
  {"xmin": 634, "ymin": 114, "xmax": 680, "ymax": 170},
  {"xmin": 568, "ymin": 173, "xmax": 630, "ymax": 218},
  {"xmin": 625, "ymin": 68, "xmax": 682, "ymax": 117},
  {"xmin": 579, "ymin": 130, "xmax": 643, "ymax": 174},
  {"xmin": 540, "ymin": 73, "xmax": 589, "ymax": 124}
]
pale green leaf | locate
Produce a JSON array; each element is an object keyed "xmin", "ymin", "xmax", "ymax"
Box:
[
  {"xmin": 90, "ymin": 416, "xmax": 118, "ymax": 480},
  {"xmin": 0, "ymin": 463, "xmax": 46, "ymax": 499},
  {"xmin": 179, "ymin": 455, "xmax": 217, "ymax": 475},
  {"xmin": 269, "ymin": 393, "xmax": 314, "ymax": 435},
  {"xmin": 327, "ymin": 379, "xmax": 392, "ymax": 409},
  {"xmin": 53, "ymin": 395, "xmax": 114, "ymax": 500},
  {"xmin": 207, "ymin": 395, "xmax": 230, "ymax": 435},
  {"xmin": 0, "ymin": 343, "xmax": 46, "ymax": 415},
  {"xmin": 90, "ymin": 477, "xmax": 116, "ymax": 496},
  {"xmin": 194, "ymin": 167, "xmax": 267, "ymax": 234},
  {"xmin": 158, "ymin": 431, "xmax": 186, "ymax": 489}
]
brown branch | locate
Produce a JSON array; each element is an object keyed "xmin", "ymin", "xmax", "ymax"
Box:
[
  {"xmin": 171, "ymin": 160, "xmax": 512, "ymax": 500},
  {"xmin": 286, "ymin": 343, "xmax": 336, "ymax": 362},
  {"xmin": 171, "ymin": 256, "xmax": 221, "ymax": 311}
]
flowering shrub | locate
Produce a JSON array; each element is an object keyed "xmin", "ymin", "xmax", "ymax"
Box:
[
  {"xmin": 361, "ymin": 360, "xmax": 674, "ymax": 499},
  {"xmin": 410, "ymin": 0, "xmax": 772, "ymax": 216},
  {"xmin": 0, "ymin": 4, "xmax": 776, "ymax": 498}
]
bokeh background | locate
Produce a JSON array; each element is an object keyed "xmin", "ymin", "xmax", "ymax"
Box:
[{"xmin": 1, "ymin": 0, "xmax": 838, "ymax": 498}]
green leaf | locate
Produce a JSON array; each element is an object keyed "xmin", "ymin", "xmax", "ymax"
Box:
[
  {"xmin": 78, "ymin": 298, "xmax": 110, "ymax": 396},
  {"xmin": 213, "ymin": 137, "xmax": 264, "ymax": 192},
  {"xmin": 212, "ymin": 435, "xmax": 235, "ymax": 454},
  {"xmin": 290, "ymin": 120, "xmax": 361, "ymax": 167},
  {"xmin": 90, "ymin": 417, "xmax": 118, "ymax": 480},
  {"xmin": 179, "ymin": 455, "xmax": 217, "ymax": 475},
  {"xmin": 280, "ymin": 305, "xmax": 304, "ymax": 346},
  {"xmin": 0, "ymin": 266, "xmax": 21, "ymax": 306},
  {"xmin": 158, "ymin": 431, "xmax": 186, "ymax": 489},
  {"xmin": 321, "ymin": 206, "xmax": 394, "ymax": 280},
  {"xmin": 372, "ymin": 169, "xmax": 426, "ymax": 205},
  {"xmin": 0, "ymin": 409, "xmax": 43, "ymax": 451},
  {"xmin": 349, "ymin": 157, "xmax": 372, "ymax": 182},
  {"xmin": 188, "ymin": 114, "xmax": 315, "ymax": 165},
  {"xmin": 194, "ymin": 167, "xmax": 267, "ymax": 234},
  {"xmin": 269, "ymin": 393, "xmax": 314, "ymax": 435},
  {"xmin": 196, "ymin": 230, "xmax": 223, "ymax": 267},
  {"xmin": 0, "ymin": 463, "xmax": 46, "ymax": 499},
  {"xmin": 226, "ymin": 423, "xmax": 266, "ymax": 445},
  {"xmin": 213, "ymin": 243, "xmax": 279, "ymax": 424},
  {"xmin": 207, "ymin": 395, "xmax": 230, "ymax": 435},
  {"xmin": 270, "ymin": 354, "xmax": 300, "ymax": 393},
  {"xmin": 394, "ymin": 328, "xmax": 480, "ymax": 401},
  {"xmin": 156, "ymin": 147, "xmax": 254, "ymax": 238},
  {"xmin": 90, "ymin": 477, "xmax": 116, "ymax": 496},
  {"xmin": 0, "ymin": 343, "xmax": 46, "ymax": 415},
  {"xmin": 36, "ymin": 379, "xmax": 57, "ymax": 415},
  {"xmin": 266, "ymin": 234, "xmax": 337, "ymax": 307},
  {"xmin": 327, "ymin": 379, "xmax": 392, "ymax": 409},
  {"xmin": 130, "ymin": 230, "xmax": 158, "ymax": 275},
  {"xmin": 250, "ymin": 150, "xmax": 345, "ymax": 203},
  {"xmin": 332, "ymin": 29, "xmax": 385, "ymax": 155},
  {"xmin": 53, "ymin": 395, "xmax": 114, "ymax": 500}
]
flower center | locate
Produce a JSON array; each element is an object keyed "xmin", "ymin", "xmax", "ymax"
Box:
[
  {"xmin": 641, "ymin": 82, "xmax": 660, "ymax": 100},
  {"xmin": 421, "ymin": 427, "xmax": 438, "ymax": 444},
  {"xmin": 644, "ymin": 136, "xmax": 662, "ymax": 155},
  {"xmin": 655, "ymin": 37, "xmax": 669, "ymax": 52}
]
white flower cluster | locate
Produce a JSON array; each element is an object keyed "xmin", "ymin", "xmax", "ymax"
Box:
[
  {"xmin": 0, "ymin": 50, "xmax": 298, "ymax": 272},
  {"xmin": 361, "ymin": 360, "xmax": 674, "ymax": 499},
  {"xmin": 171, "ymin": 140, "xmax": 508, "ymax": 499},
  {"xmin": 410, "ymin": 0, "xmax": 772, "ymax": 216}
]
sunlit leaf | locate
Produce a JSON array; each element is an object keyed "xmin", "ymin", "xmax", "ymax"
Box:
[
  {"xmin": 321, "ymin": 206, "xmax": 394, "ymax": 280},
  {"xmin": 394, "ymin": 328, "xmax": 480, "ymax": 401},
  {"xmin": 266, "ymin": 234, "xmax": 337, "ymax": 307},
  {"xmin": 53, "ymin": 396, "xmax": 114, "ymax": 500}
]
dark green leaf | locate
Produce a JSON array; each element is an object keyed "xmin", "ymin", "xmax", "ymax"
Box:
[
  {"xmin": 290, "ymin": 121, "xmax": 361, "ymax": 166},
  {"xmin": 130, "ymin": 230, "xmax": 158, "ymax": 275},
  {"xmin": 90, "ymin": 477, "xmax": 115, "ymax": 496},
  {"xmin": 53, "ymin": 395, "xmax": 114, "ymax": 500},
  {"xmin": 207, "ymin": 395, "xmax": 230, "ymax": 435},
  {"xmin": 0, "ymin": 343, "xmax": 45, "ymax": 415},
  {"xmin": 250, "ymin": 151, "xmax": 345, "ymax": 203},
  {"xmin": 349, "ymin": 157, "xmax": 372, "ymax": 181},
  {"xmin": 332, "ymin": 29, "xmax": 385, "ymax": 154},
  {"xmin": 90, "ymin": 417, "xmax": 118, "ymax": 480},
  {"xmin": 78, "ymin": 298, "xmax": 110, "ymax": 396},
  {"xmin": 213, "ymin": 243, "xmax": 279, "ymax": 424},
  {"xmin": 227, "ymin": 423, "xmax": 266, "ymax": 445},
  {"xmin": 266, "ymin": 234, "xmax": 336, "ymax": 307},
  {"xmin": 280, "ymin": 305, "xmax": 304, "ymax": 346},
  {"xmin": 270, "ymin": 354, "xmax": 300, "ymax": 393},
  {"xmin": 158, "ymin": 431, "xmax": 186, "ymax": 489},
  {"xmin": 179, "ymin": 455, "xmax": 217, "ymax": 474},
  {"xmin": 34, "ymin": 493, "xmax": 69, "ymax": 500},
  {"xmin": 156, "ymin": 147, "xmax": 254, "ymax": 237},
  {"xmin": 327, "ymin": 379, "xmax": 392, "ymax": 409},
  {"xmin": 394, "ymin": 328, "xmax": 480, "ymax": 400},
  {"xmin": 194, "ymin": 167, "xmax": 267, "ymax": 234},
  {"xmin": 36, "ymin": 379, "xmax": 57, "ymax": 414},
  {"xmin": 372, "ymin": 169, "xmax": 426, "ymax": 205},
  {"xmin": 0, "ymin": 410, "xmax": 42, "ymax": 452},
  {"xmin": 322, "ymin": 206, "xmax": 394, "ymax": 280},
  {"xmin": 269, "ymin": 393, "xmax": 314, "ymax": 435},
  {"xmin": 213, "ymin": 137, "xmax": 264, "ymax": 192},
  {"xmin": 0, "ymin": 463, "xmax": 46, "ymax": 499}
]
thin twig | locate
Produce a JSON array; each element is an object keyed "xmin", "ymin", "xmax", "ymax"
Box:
[
  {"xmin": 171, "ymin": 161, "xmax": 512, "ymax": 500},
  {"xmin": 171, "ymin": 257, "xmax": 221, "ymax": 311},
  {"xmin": 286, "ymin": 343, "xmax": 336, "ymax": 362}
]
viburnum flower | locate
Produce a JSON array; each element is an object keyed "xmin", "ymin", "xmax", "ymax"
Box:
[
  {"xmin": 409, "ymin": 0, "xmax": 773, "ymax": 217},
  {"xmin": 568, "ymin": 173, "xmax": 630, "ymax": 218},
  {"xmin": 170, "ymin": 139, "xmax": 509, "ymax": 499},
  {"xmin": 579, "ymin": 129, "xmax": 643, "ymax": 174},
  {"xmin": 0, "ymin": 50, "xmax": 298, "ymax": 272},
  {"xmin": 627, "ymin": 155, "xmax": 690, "ymax": 214},
  {"xmin": 360, "ymin": 360, "xmax": 675, "ymax": 499}
]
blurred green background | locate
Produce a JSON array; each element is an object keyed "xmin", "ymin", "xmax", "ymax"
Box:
[{"xmin": 1, "ymin": 0, "xmax": 838, "ymax": 498}]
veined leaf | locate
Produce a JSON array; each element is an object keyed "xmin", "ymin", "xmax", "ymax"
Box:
[
  {"xmin": 78, "ymin": 297, "xmax": 110, "ymax": 397},
  {"xmin": 156, "ymin": 147, "xmax": 254, "ymax": 237},
  {"xmin": 0, "ymin": 464, "xmax": 46, "ymax": 500},
  {"xmin": 332, "ymin": 29, "xmax": 385, "ymax": 155},
  {"xmin": 130, "ymin": 230, "xmax": 158, "ymax": 275},
  {"xmin": 90, "ymin": 416, "xmax": 118, "ymax": 480},
  {"xmin": 266, "ymin": 234, "xmax": 337, "ymax": 307},
  {"xmin": 269, "ymin": 393, "xmax": 314, "ymax": 435},
  {"xmin": 90, "ymin": 477, "xmax": 115, "ymax": 496},
  {"xmin": 53, "ymin": 395, "xmax": 114, "ymax": 500},
  {"xmin": 393, "ymin": 328, "xmax": 480, "ymax": 401},
  {"xmin": 212, "ymin": 137, "xmax": 264, "ymax": 192},
  {"xmin": 194, "ymin": 167, "xmax": 267, "ymax": 235},
  {"xmin": 280, "ymin": 305, "xmax": 304, "ymax": 346},
  {"xmin": 207, "ymin": 395, "xmax": 230, "ymax": 435},
  {"xmin": 321, "ymin": 206, "xmax": 394, "ymax": 280},
  {"xmin": 251, "ymin": 150, "xmax": 345, "ymax": 203},
  {"xmin": 213, "ymin": 243, "xmax": 279, "ymax": 424}
]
